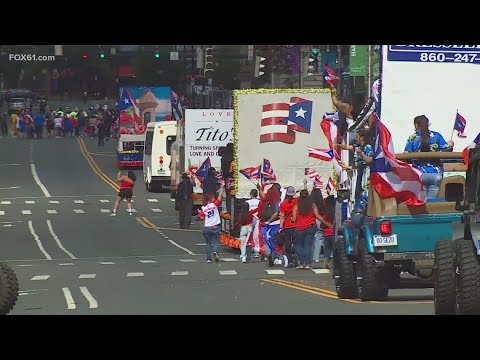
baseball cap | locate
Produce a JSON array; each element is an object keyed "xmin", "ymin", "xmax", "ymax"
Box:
[{"xmin": 286, "ymin": 186, "xmax": 296, "ymax": 196}]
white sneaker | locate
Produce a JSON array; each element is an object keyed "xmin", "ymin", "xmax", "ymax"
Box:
[
  {"xmin": 128, "ymin": 212, "xmax": 132, "ymax": 216},
  {"xmin": 110, "ymin": 212, "xmax": 116, "ymax": 216},
  {"xmin": 283, "ymin": 255, "xmax": 289, "ymax": 268},
  {"xmin": 241, "ymin": 256, "xmax": 247, "ymax": 263},
  {"xmin": 273, "ymin": 258, "xmax": 282, "ymax": 266}
]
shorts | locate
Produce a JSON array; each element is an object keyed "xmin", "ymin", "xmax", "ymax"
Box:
[{"xmin": 118, "ymin": 188, "xmax": 133, "ymax": 199}]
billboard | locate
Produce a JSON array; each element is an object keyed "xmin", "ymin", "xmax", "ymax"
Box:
[
  {"xmin": 119, "ymin": 86, "xmax": 172, "ymax": 135},
  {"xmin": 235, "ymin": 89, "xmax": 333, "ymax": 198},
  {"xmin": 185, "ymin": 109, "xmax": 233, "ymax": 173},
  {"xmin": 380, "ymin": 45, "xmax": 480, "ymax": 153}
]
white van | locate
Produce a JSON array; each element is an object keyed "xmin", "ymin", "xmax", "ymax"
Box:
[{"xmin": 143, "ymin": 121, "xmax": 177, "ymax": 192}]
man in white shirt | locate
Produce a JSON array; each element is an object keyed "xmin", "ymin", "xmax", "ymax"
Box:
[{"xmin": 245, "ymin": 189, "xmax": 260, "ymax": 257}]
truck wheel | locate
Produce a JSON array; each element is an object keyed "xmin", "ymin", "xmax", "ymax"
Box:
[
  {"xmin": 455, "ymin": 240, "xmax": 480, "ymax": 315},
  {"xmin": 358, "ymin": 238, "xmax": 388, "ymax": 301},
  {"xmin": 0, "ymin": 263, "xmax": 19, "ymax": 315},
  {"xmin": 433, "ymin": 240, "xmax": 456, "ymax": 315},
  {"xmin": 332, "ymin": 238, "xmax": 358, "ymax": 299}
]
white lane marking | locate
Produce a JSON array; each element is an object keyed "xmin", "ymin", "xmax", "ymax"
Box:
[
  {"xmin": 17, "ymin": 264, "xmax": 33, "ymax": 267},
  {"xmin": 265, "ymin": 269, "xmax": 285, "ymax": 275},
  {"xmin": 74, "ymin": 200, "xmax": 84, "ymax": 204},
  {"xmin": 2, "ymin": 224, "xmax": 15, "ymax": 227},
  {"xmin": 78, "ymin": 274, "xmax": 96, "ymax": 279},
  {"xmin": 100, "ymin": 209, "xmax": 111, "ymax": 213},
  {"xmin": 22, "ymin": 210, "xmax": 32, "ymax": 215},
  {"xmin": 151, "ymin": 208, "xmax": 163, "ymax": 213},
  {"xmin": 62, "ymin": 287, "xmax": 76, "ymax": 310},
  {"xmin": 80, "ymin": 287, "xmax": 98, "ymax": 309},
  {"xmin": 126, "ymin": 209, "xmax": 137, "ymax": 213},
  {"xmin": 59, "ymin": 263, "xmax": 74, "ymax": 266},
  {"xmin": 139, "ymin": 260, "xmax": 157, "ymax": 264},
  {"xmin": 47, "ymin": 210, "xmax": 57, "ymax": 214},
  {"xmin": 99, "ymin": 262, "xmax": 116, "ymax": 265},
  {"xmin": 49, "ymin": 201, "xmax": 60, "ymax": 204},
  {"xmin": 179, "ymin": 259, "xmax": 198, "ymax": 263},
  {"xmin": 0, "ymin": 186, "xmax": 20, "ymax": 190},
  {"xmin": 25, "ymin": 201, "xmax": 35, "ymax": 204},
  {"xmin": 0, "ymin": 220, "xmax": 23, "ymax": 224},
  {"xmin": 46, "ymin": 220, "xmax": 77, "ymax": 259},
  {"xmin": 0, "ymin": 163, "xmax": 20, "ymax": 167},
  {"xmin": 31, "ymin": 275, "xmax": 51, "ymax": 281},
  {"xmin": 151, "ymin": 228, "xmax": 196, "ymax": 255},
  {"xmin": 99, "ymin": 200, "xmax": 110, "ymax": 203},
  {"xmin": 219, "ymin": 270, "xmax": 237, "ymax": 275},
  {"xmin": 28, "ymin": 221, "xmax": 52, "ymax": 260},
  {"xmin": 170, "ymin": 198, "xmax": 175, "ymax": 202},
  {"xmin": 0, "ymin": 201, "xmax": 11, "ymax": 204},
  {"xmin": 147, "ymin": 199, "xmax": 159, "ymax": 202},
  {"xmin": 127, "ymin": 272, "xmax": 144, "ymax": 277},
  {"xmin": 196, "ymin": 243, "xmax": 206, "ymax": 246},
  {"xmin": 312, "ymin": 269, "xmax": 330, "ymax": 274},
  {"xmin": 0, "ymin": 211, "xmax": 4, "ymax": 216},
  {"xmin": 73, "ymin": 209, "xmax": 85, "ymax": 214},
  {"xmin": 221, "ymin": 258, "xmax": 239, "ymax": 262},
  {"xmin": 30, "ymin": 164, "xmax": 51, "ymax": 198},
  {"xmin": 171, "ymin": 271, "xmax": 189, "ymax": 276}
]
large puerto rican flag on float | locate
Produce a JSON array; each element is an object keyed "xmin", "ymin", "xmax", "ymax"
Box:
[
  {"xmin": 370, "ymin": 114, "xmax": 426, "ymax": 206},
  {"xmin": 320, "ymin": 112, "xmax": 340, "ymax": 159},
  {"xmin": 260, "ymin": 97, "xmax": 313, "ymax": 144}
]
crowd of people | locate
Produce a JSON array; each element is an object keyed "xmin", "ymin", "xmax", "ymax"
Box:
[{"xmin": 2, "ymin": 106, "xmax": 120, "ymax": 147}]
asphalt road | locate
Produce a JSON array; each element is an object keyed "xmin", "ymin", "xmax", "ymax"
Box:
[{"xmin": 0, "ymin": 133, "xmax": 435, "ymax": 315}]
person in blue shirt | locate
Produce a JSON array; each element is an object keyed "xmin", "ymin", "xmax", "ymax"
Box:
[
  {"xmin": 404, "ymin": 115, "xmax": 454, "ymax": 200},
  {"xmin": 34, "ymin": 112, "xmax": 45, "ymax": 139},
  {"xmin": 352, "ymin": 177, "xmax": 369, "ymax": 228}
]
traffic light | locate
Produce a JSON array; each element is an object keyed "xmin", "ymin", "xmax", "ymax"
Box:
[
  {"xmin": 155, "ymin": 51, "xmax": 160, "ymax": 59},
  {"xmin": 204, "ymin": 47, "xmax": 213, "ymax": 78},
  {"xmin": 307, "ymin": 48, "xmax": 319, "ymax": 76},
  {"xmin": 82, "ymin": 53, "xmax": 88, "ymax": 60},
  {"xmin": 254, "ymin": 55, "xmax": 266, "ymax": 77},
  {"xmin": 99, "ymin": 52, "xmax": 105, "ymax": 59}
]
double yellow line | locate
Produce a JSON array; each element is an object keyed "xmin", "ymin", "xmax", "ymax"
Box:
[
  {"xmin": 136, "ymin": 216, "xmax": 202, "ymax": 233},
  {"xmin": 77, "ymin": 138, "xmax": 119, "ymax": 192}
]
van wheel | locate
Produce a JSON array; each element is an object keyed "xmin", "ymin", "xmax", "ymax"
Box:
[{"xmin": 455, "ymin": 240, "xmax": 480, "ymax": 315}]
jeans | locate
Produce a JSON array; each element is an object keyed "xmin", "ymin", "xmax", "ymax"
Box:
[
  {"xmin": 313, "ymin": 227, "xmax": 325, "ymax": 262},
  {"xmin": 179, "ymin": 198, "xmax": 193, "ymax": 229},
  {"xmin": 294, "ymin": 225, "xmax": 316, "ymax": 266},
  {"xmin": 261, "ymin": 223, "xmax": 280, "ymax": 257},
  {"xmin": 323, "ymin": 235, "xmax": 334, "ymax": 259},
  {"xmin": 421, "ymin": 172, "xmax": 443, "ymax": 200},
  {"xmin": 282, "ymin": 227, "xmax": 296, "ymax": 264},
  {"xmin": 239, "ymin": 224, "xmax": 253, "ymax": 258},
  {"xmin": 204, "ymin": 225, "xmax": 220, "ymax": 260}
]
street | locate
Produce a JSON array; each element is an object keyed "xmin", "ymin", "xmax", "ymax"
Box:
[{"xmin": 0, "ymin": 135, "xmax": 435, "ymax": 315}]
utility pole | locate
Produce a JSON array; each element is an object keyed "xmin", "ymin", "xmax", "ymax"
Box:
[
  {"xmin": 367, "ymin": 45, "xmax": 372, "ymax": 97},
  {"xmin": 299, "ymin": 45, "xmax": 304, "ymax": 89}
]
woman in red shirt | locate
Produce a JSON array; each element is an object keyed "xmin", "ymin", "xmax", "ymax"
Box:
[
  {"xmin": 292, "ymin": 189, "xmax": 333, "ymax": 270},
  {"xmin": 232, "ymin": 202, "xmax": 256, "ymax": 263},
  {"xmin": 111, "ymin": 171, "xmax": 136, "ymax": 216}
]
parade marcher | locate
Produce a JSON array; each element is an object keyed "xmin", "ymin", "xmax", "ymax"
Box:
[
  {"xmin": 198, "ymin": 186, "xmax": 224, "ymax": 263},
  {"xmin": 45, "ymin": 111, "xmax": 54, "ymax": 137},
  {"xmin": 404, "ymin": 115, "xmax": 453, "ymax": 200},
  {"xmin": 322, "ymin": 195, "xmax": 336, "ymax": 269},
  {"xmin": 310, "ymin": 188, "xmax": 326, "ymax": 264},
  {"xmin": 111, "ymin": 171, "xmax": 136, "ymax": 216},
  {"xmin": 279, "ymin": 186, "xmax": 298, "ymax": 267},
  {"xmin": 232, "ymin": 202, "xmax": 255, "ymax": 263},
  {"xmin": 245, "ymin": 189, "xmax": 261, "ymax": 257},
  {"xmin": 54, "ymin": 113, "xmax": 63, "ymax": 138},
  {"xmin": 202, "ymin": 167, "xmax": 220, "ymax": 204},
  {"xmin": 256, "ymin": 185, "xmax": 282, "ymax": 266},
  {"xmin": 34, "ymin": 112, "xmax": 45, "ymax": 139},
  {"xmin": 176, "ymin": 172, "xmax": 194, "ymax": 229},
  {"xmin": 0, "ymin": 112, "xmax": 8, "ymax": 137},
  {"xmin": 10, "ymin": 111, "xmax": 19, "ymax": 137}
]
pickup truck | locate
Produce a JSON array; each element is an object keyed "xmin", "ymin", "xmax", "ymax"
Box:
[{"xmin": 334, "ymin": 152, "xmax": 465, "ymax": 302}]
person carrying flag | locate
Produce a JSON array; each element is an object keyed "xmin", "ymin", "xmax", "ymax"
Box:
[{"xmin": 404, "ymin": 115, "xmax": 454, "ymax": 200}]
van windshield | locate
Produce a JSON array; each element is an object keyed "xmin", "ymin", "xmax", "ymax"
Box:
[
  {"xmin": 166, "ymin": 135, "xmax": 176, "ymax": 155},
  {"xmin": 144, "ymin": 130, "xmax": 154, "ymax": 155}
]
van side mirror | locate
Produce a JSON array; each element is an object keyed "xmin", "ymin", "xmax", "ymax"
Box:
[{"xmin": 445, "ymin": 183, "xmax": 464, "ymax": 202}]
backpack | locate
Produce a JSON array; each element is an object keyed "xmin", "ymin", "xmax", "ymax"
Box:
[{"xmin": 261, "ymin": 202, "xmax": 276, "ymax": 222}]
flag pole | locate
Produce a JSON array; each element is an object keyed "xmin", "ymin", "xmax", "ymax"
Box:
[{"xmin": 450, "ymin": 109, "xmax": 458, "ymax": 141}]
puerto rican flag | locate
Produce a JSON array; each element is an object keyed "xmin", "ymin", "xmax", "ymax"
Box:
[
  {"xmin": 454, "ymin": 111, "xmax": 467, "ymax": 138},
  {"xmin": 261, "ymin": 159, "xmax": 277, "ymax": 184},
  {"xmin": 194, "ymin": 157, "xmax": 211, "ymax": 181},
  {"xmin": 324, "ymin": 63, "xmax": 340, "ymax": 87},
  {"xmin": 370, "ymin": 114, "xmax": 426, "ymax": 206},
  {"xmin": 171, "ymin": 90, "xmax": 184, "ymax": 121},
  {"xmin": 463, "ymin": 132, "xmax": 480, "ymax": 167},
  {"xmin": 326, "ymin": 177, "xmax": 336, "ymax": 195},
  {"xmin": 239, "ymin": 165, "xmax": 261, "ymax": 181},
  {"xmin": 308, "ymin": 147, "xmax": 334, "ymax": 161},
  {"xmin": 260, "ymin": 97, "xmax": 313, "ymax": 144},
  {"xmin": 320, "ymin": 112, "xmax": 340, "ymax": 159}
]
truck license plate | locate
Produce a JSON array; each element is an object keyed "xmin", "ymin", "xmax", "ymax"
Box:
[{"xmin": 373, "ymin": 234, "xmax": 398, "ymax": 246}]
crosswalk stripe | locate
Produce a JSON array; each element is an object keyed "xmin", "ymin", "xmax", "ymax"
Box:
[
  {"xmin": 59, "ymin": 263, "xmax": 74, "ymax": 266},
  {"xmin": 74, "ymin": 200, "xmax": 85, "ymax": 204},
  {"xmin": 0, "ymin": 211, "xmax": 4, "ymax": 216},
  {"xmin": 99, "ymin": 262, "xmax": 116, "ymax": 265},
  {"xmin": 147, "ymin": 199, "xmax": 159, "ymax": 202},
  {"xmin": 151, "ymin": 208, "xmax": 163, "ymax": 213},
  {"xmin": 219, "ymin": 270, "xmax": 237, "ymax": 275},
  {"xmin": 100, "ymin": 209, "xmax": 111, "ymax": 213},
  {"xmin": 127, "ymin": 272, "xmax": 144, "ymax": 277},
  {"xmin": 49, "ymin": 200, "xmax": 60, "ymax": 204},
  {"xmin": 0, "ymin": 201, "xmax": 11, "ymax": 205},
  {"xmin": 265, "ymin": 269, "xmax": 285, "ymax": 275},
  {"xmin": 47, "ymin": 210, "xmax": 57, "ymax": 214},
  {"xmin": 139, "ymin": 260, "xmax": 157, "ymax": 264},
  {"xmin": 311, "ymin": 269, "xmax": 330, "ymax": 274},
  {"xmin": 25, "ymin": 201, "xmax": 35, "ymax": 204},
  {"xmin": 99, "ymin": 200, "xmax": 110, "ymax": 203},
  {"xmin": 31, "ymin": 275, "xmax": 50, "ymax": 281},
  {"xmin": 179, "ymin": 259, "xmax": 198, "ymax": 263},
  {"xmin": 171, "ymin": 271, "xmax": 189, "ymax": 276},
  {"xmin": 78, "ymin": 274, "xmax": 96, "ymax": 279},
  {"xmin": 221, "ymin": 258, "xmax": 239, "ymax": 262},
  {"xmin": 22, "ymin": 210, "xmax": 32, "ymax": 215},
  {"xmin": 126, "ymin": 209, "xmax": 137, "ymax": 212},
  {"xmin": 73, "ymin": 209, "xmax": 85, "ymax": 214}
]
